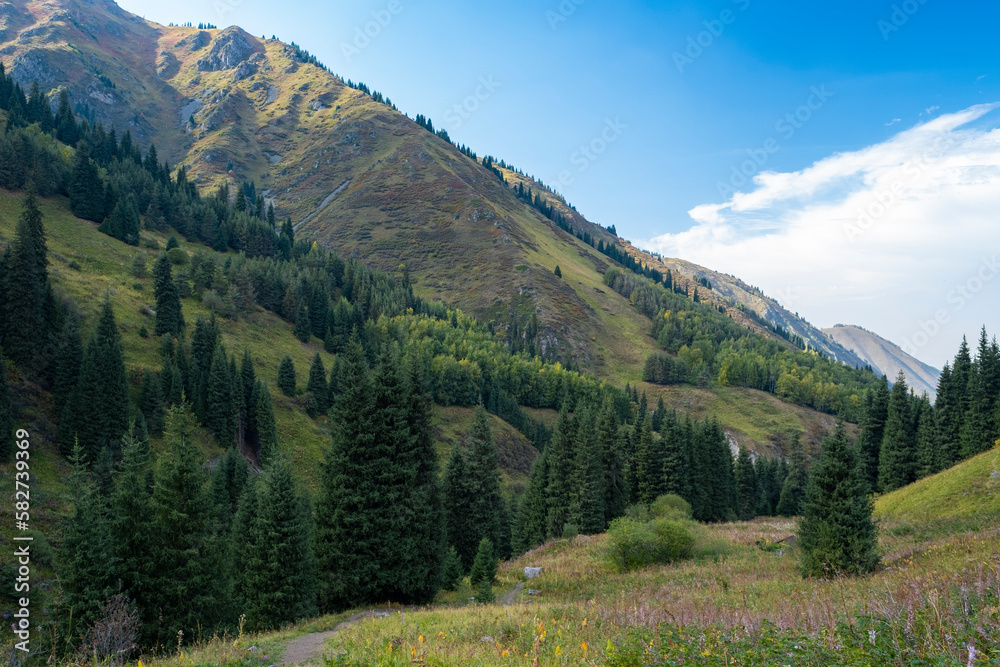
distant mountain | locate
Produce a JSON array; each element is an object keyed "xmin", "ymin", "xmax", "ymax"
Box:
[{"xmin": 823, "ymin": 325, "xmax": 941, "ymax": 399}]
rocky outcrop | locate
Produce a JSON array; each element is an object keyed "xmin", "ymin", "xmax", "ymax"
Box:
[{"xmin": 197, "ymin": 26, "xmax": 258, "ymax": 72}]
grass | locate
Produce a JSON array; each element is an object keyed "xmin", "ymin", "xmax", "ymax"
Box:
[{"xmin": 145, "ymin": 449, "xmax": 1000, "ymax": 666}]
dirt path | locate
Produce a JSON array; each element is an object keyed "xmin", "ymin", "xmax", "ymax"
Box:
[
  {"xmin": 280, "ymin": 584, "xmax": 526, "ymax": 664},
  {"xmin": 279, "ymin": 609, "xmax": 388, "ymax": 665}
]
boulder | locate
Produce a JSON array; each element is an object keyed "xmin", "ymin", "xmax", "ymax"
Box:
[{"xmin": 524, "ymin": 567, "xmax": 542, "ymax": 579}]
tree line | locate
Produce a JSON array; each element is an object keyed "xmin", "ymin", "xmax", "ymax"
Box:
[{"xmin": 857, "ymin": 329, "xmax": 1000, "ymax": 494}]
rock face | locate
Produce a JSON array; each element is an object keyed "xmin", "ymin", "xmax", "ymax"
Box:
[{"xmin": 197, "ymin": 27, "xmax": 257, "ymax": 72}]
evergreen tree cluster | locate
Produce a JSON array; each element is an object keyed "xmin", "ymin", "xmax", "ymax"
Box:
[
  {"xmin": 60, "ymin": 408, "xmax": 316, "ymax": 654},
  {"xmin": 857, "ymin": 329, "xmax": 1000, "ymax": 494}
]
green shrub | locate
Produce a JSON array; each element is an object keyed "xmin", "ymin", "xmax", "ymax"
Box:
[
  {"xmin": 623, "ymin": 503, "xmax": 651, "ymax": 522},
  {"xmin": 166, "ymin": 247, "xmax": 189, "ymax": 265},
  {"xmin": 561, "ymin": 523, "xmax": 579, "ymax": 541},
  {"xmin": 650, "ymin": 494, "xmax": 693, "ymax": 521},
  {"xmin": 605, "ymin": 517, "xmax": 695, "ymax": 572},
  {"xmin": 68, "ymin": 259, "xmax": 82, "ymax": 271}
]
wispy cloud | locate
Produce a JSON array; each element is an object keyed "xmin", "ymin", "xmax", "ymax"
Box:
[
  {"xmin": 642, "ymin": 104, "xmax": 1000, "ymax": 366},
  {"xmin": 885, "ymin": 118, "xmax": 902, "ymax": 126}
]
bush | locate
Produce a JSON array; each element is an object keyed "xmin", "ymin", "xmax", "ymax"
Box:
[
  {"xmin": 166, "ymin": 247, "xmax": 189, "ymax": 265},
  {"xmin": 650, "ymin": 494, "xmax": 693, "ymax": 521},
  {"xmin": 561, "ymin": 523, "xmax": 579, "ymax": 541},
  {"xmin": 68, "ymin": 259, "xmax": 82, "ymax": 271},
  {"xmin": 130, "ymin": 252, "xmax": 147, "ymax": 278},
  {"xmin": 623, "ymin": 503, "xmax": 651, "ymax": 522},
  {"xmin": 605, "ymin": 517, "xmax": 695, "ymax": 572}
]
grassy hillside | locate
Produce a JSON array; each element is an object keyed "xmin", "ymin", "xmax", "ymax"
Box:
[{"xmin": 875, "ymin": 443, "xmax": 1000, "ymax": 524}]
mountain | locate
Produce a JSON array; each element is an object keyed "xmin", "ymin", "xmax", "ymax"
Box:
[
  {"xmin": 0, "ymin": 0, "xmax": 885, "ymax": 451},
  {"xmin": 823, "ymin": 324, "xmax": 941, "ymax": 399}
]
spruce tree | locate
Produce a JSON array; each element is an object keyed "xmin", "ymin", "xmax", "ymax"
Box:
[
  {"xmin": 69, "ymin": 300, "xmax": 130, "ymax": 461},
  {"xmin": 236, "ymin": 458, "xmax": 317, "ymax": 631},
  {"xmin": 633, "ymin": 413, "xmax": 660, "ymax": 505},
  {"xmin": 206, "ymin": 345, "xmax": 236, "ymax": 446},
  {"xmin": 277, "ymin": 354, "xmax": 296, "ymax": 397},
  {"xmin": 915, "ymin": 395, "xmax": 938, "ymax": 478},
  {"xmin": 294, "ymin": 302, "xmax": 311, "ymax": 342},
  {"xmin": 138, "ymin": 370, "xmax": 165, "ymax": 435},
  {"xmin": 572, "ymin": 409, "xmax": 606, "ymax": 535},
  {"xmin": 253, "ymin": 381, "xmax": 279, "ymax": 465},
  {"xmin": 596, "ymin": 396, "xmax": 626, "ymax": 527},
  {"xmin": 443, "ymin": 441, "xmax": 477, "ymax": 570},
  {"xmin": 468, "ymin": 537, "xmax": 497, "ymax": 587},
  {"xmin": 108, "ymin": 429, "xmax": 157, "ymax": 648},
  {"xmin": 545, "ymin": 406, "xmax": 574, "ymax": 538},
  {"xmin": 306, "ymin": 352, "xmax": 329, "ymax": 416},
  {"xmin": 878, "ymin": 371, "xmax": 915, "ymax": 493},
  {"xmin": 60, "ymin": 443, "xmax": 115, "ymax": 639},
  {"xmin": 465, "ymin": 405, "xmax": 505, "ymax": 556},
  {"xmin": 441, "ymin": 546, "xmax": 465, "ymax": 591},
  {"xmin": 52, "ymin": 315, "xmax": 83, "ymax": 416},
  {"xmin": 515, "ymin": 449, "xmax": 549, "ymax": 554},
  {"xmin": 0, "ymin": 353, "xmax": 13, "ymax": 464},
  {"xmin": 3, "ymin": 190, "xmax": 51, "ymax": 370},
  {"xmin": 99, "ymin": 194, "xmax": 141, "ymax": 245},
  {"xmin": 153, "ymin": 253, "xmax": 184, "ymax": 336},
  {"xmin": 147, "ymin": 402, "xmax": 226, "ymax": 643},
  {"xmin": 776, "ymin": 437, "xmax": 809, "ymax": 517},
  {"xmin": 395, "ymin": 356, "xmax": 446, "ymax": 602},
  {"xmin": 960, "ymin": 328, "xmax": 999, "ymax": 458},
  {"xmin": 314, "ymin": 338, "xmax": 400, "ymax": 610},
  {"xmin": 941, "ymin": 338, "xmax": 973, "ymax": 465},
  {"xmin": 798, "ymin": 424, "xmax": 880, "ymax": 578},
  {"xmin": 856, "ymin": 377, "xmax": 890, "ymax": 490},
  {"xmin": 69, "ymin": 147, "xmax": 105, "ymax": 222},
  {"xmin": 734, "ymin": 446, "xmax": 758, "ymax": 521}
]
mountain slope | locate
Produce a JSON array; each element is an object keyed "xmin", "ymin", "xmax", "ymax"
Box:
[{"xmin": 824, "ymin": 324, "xmax": 941, "ymax": 399}]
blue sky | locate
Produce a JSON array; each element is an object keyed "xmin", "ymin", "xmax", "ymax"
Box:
[{"xmin": 118, "ymin": 0, "xmax": 1000, "ymax": 367}]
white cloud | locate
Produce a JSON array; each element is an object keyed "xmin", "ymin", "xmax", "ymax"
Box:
[{"xmin": 642, "ymin": 104, "xmax": 1000, "ymax": 368}]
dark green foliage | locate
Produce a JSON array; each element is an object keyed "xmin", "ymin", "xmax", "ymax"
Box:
[
  {"xmin": 306, "ymin": 352, "xmax": 329, "ymax": 416},
  {"xmin": 145, "ymin": 402, "xmax": 226, "ymax": 644},
  {"xmin": 315, "ymin": 339, "xmax": 442, "ymax": 609},
  {"xmin": 545, "ymin": 406, "xmax": 574, "ymax": 539},
  {"xmin": 468, "ymin": 537, "xmax": 497, "ymax": 587},
  {"xmin": 633, "ymin": 413, "xmax": 661, "ymax": 505},
  {"xmin": 960, "ymin": 328, "xmax": 999, "ymax": 458},
  {"xmin": 69, "ymin": 147, "xmax": 105, "ymax": 222},
  {"xmin": 2, "ymin": 191, "xmax": 51, "ymax": 371},
  {"xmin": 0, "ymin": 353, "xmax": 13, "ymax": 464},
  {"xmin": 153, "ymin": 253, "xmax": 184, "ymax": 336},
  {"xmin": 604, "ymin": 516, "xmax": 695, "ymax": 572},
  {"xmin": 108, "ymin": 429, "xmax": 157, "ymax": 648},
  {"xmin": 138, "ymin": 370, "xmax": 165, "ymax": 435},
  {"xmin": 443, "ymin": 442, "xmax": 477, "ymax": 569},
  {"xmin": 441, "ymin": 546, "xmax": 465, "ymax": 591},
  {"xmin": 597, "ymin": 397, "xmax": 627, "ymax": 528},
  {"xmin": 515, "ymin": 448, "xmax": 549, "ymax": 554},
  {"xmin": 856, "ymin": 376, "xmax": 889, "ymax": 491},
  {"xmin": 465, "ymin": 405, "xmax": 506, "ymax": 558},
  {"xmin": 60, "ymin": 444, "xmax": 115, "ymax": 641},
  {"xmin": 253, "ymin": 381, "xmax": 279, "ymax": 465},
  {"xmin": 277, "ymin": 354, "xmax": 296, "ymax": 397},
  {"xmin": 553, "ymin": 265, "xmax": 562, "ymax": 278},
  {"xmin": 776, "ymin": 437, "xmax": 809, "ymax": 517},
  {"xmin": 65, "ymin": 300, "xmax": 130, "ymax": 461},
  {"xmin": 734, "ymin": 446, "xmax": 758, "ymax": 521},
  {"xmin": 799, "ymin": 424, "xmax": 880, "ymax": 578},
  {"xmin": 878, "ymin": 371, "xmax": 915, "ymax": 493},
  {"xmin": 232, "ymin": 458, "xmax": 317, "ymax": 631},
  {"xmin": 212, "ymin": 446, "xmax": 249, "ymax": 528},
  {"xmin": 206, "ymin": 345, "xmax": 236, "ymax": 446},
  {"xmin": 572, "ymin": 409, "xmax": 606, "ymax": 535},
  {"xmin": 294, "ymin": 301, "xmax": 311, "ymax": 342},
  {"xmin": 915, "ymin": 395, "xmax": 938, "ymax": 478},
  {"xmin": 98, "ymin": 194, "xmax": 141, "ymax": 245}
]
